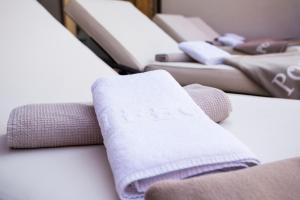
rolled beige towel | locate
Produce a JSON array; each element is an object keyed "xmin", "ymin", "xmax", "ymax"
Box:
[
  {"xmin": 7, "ymin": 103, "xmax": 102, "ymax": 148},
  {"xmin": 155, "ymin": 53, "xmax": 194, "ymax": 62},
  {"xmin": 145, "ymin": 157, "xmax": 300, "ymax": 200},
  {"xmin": 185, "ymin": 84, "xmax": 232, "ymax": 122},
  {"xmin": 7, "ymin": 84, "xmax": 231, "ymax": 148}
]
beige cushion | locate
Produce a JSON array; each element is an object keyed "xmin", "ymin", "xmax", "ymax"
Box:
[
  {"xmin": 146, "ymin": 62, "xmax": 269, "ymax": 96},
  {"xmin": 153, "ymin": 14, "xmax": 219, "ymax": 42},
  {"xmin": 65, "ymin": 0, "xmax": 181, "ymax": 71}
]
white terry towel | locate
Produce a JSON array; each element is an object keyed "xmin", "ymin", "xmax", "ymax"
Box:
[
  {"xmin": 91, "ymin": 70, "xmax": 259, "ymax": 200},
  {"xmin": 217, "ymin": 33, "xmax": 245, "ymax": 47},
  {"xmin": 179, "ymin": 41, "xmax": 231, "ymax": 65}
]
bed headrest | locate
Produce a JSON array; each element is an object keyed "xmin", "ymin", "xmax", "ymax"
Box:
[
  {"xmin": 153, "ymin": 14, "xmax": 219, "ymax": 42},
  {"xmin": 187, "ymin": 17, "xmax": 220, "ymax": 40},
  {"xmin": 0, "ymin": 0, "xmax": 117, "ymax": 134},
  {"xmin": 65, "ymin": 0, "xmax": 181, "ymax": 71}
]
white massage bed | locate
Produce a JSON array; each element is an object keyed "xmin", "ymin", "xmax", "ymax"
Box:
[
  {"xmin": 0, "ymin": 1, "xmax": 300, "ymax": 200},
  {"xmin": 65, "ymin": 0, "xmax": 268, "ymax": 96}
]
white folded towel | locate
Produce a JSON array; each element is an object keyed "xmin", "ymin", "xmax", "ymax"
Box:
[
  {"xmin": 217, "ymin": 33, "xmax": 245, "ymax": 47},
  {"xmin": 179, "ymin": 41, "xmax": 231, "ymax": 65},
  {"xmin": 92, "ymin": 70, "xmax": 259, "ymax": 200}
]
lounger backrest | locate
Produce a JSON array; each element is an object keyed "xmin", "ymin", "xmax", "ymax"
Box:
[
  {"xmin": 1, "ymin": 0, "xmax": 116, "ymax": 132},
  {"xmin": 65, "ymin": 0, "xmax": 181, "ymax": 71},
  {"xmin": 187, "ymin": 17, "xmax": 220, "ymax": 40},
  {"xmin": 153, "ymin": 14, "xmax": 219, "ymax": 42}
]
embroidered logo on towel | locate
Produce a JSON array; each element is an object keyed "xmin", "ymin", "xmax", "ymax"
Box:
[{"xmin": 99, "ymin": 106, "xmax": 198, "ymax": 133}]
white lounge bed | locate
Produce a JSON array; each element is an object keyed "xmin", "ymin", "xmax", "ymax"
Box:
[
  {"xmin": 65, "ymin": 0, "xmax": 268, "ymax": 96},
  {"xmin": 0, "ymin": 1, "xmax": 118, "ymax": 199},
  {"xmin": 0, "ymin": 1, "xmax": 300, "ymax": 200}
]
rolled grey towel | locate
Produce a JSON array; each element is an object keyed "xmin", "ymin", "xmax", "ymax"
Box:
[
  {"xmin": 155, "ymin": 53, "xmax": 194, "ymax": 62},
  {"xmin": 7, "ymin": 85, "xmax": 231, "ymax": 149}
]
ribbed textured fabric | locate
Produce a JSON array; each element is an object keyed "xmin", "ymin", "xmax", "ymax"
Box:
[
  {"xmin": 155, "ymin": 53, "xmax": 194, "ymax": 62},
  {"xmin": 6, "ymin": 84, "xmax": 231, "ymax": 149},
  {"xmin": 146, "ymin": 157, "xmax": 300, "ymax": 200},
  {"xmin": 7, "ymin": 103, "xmax": 101, "ymax": 148},
  {"xmin": 185, "ymin": 84, "xmax": 232, "ymax": 122}
]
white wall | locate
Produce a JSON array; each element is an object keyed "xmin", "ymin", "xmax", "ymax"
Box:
[{"xmin": 161, "ymin": 0, "xmax": 300, "ymax": 39}]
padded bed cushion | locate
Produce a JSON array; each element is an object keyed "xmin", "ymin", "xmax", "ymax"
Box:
[
  {"xmin": 146, "ymin": 62, "xmax": 269, "ymax": 95},
  {"xmin": 65, "ymin": 0, "xmax": 181, "ymax": 71},
  {"xmin": 65, "ymin": 0, "xmax": 267, "ymax": 95}
]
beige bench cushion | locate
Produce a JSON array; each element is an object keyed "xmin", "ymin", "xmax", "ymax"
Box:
[
  {"xmin": 146, "ymin": 62, "xmax": 269, "ymax": 96},
  {"xmin": 65, "ymin": 0, "xmax": 181, "ymax": 71},
  {"xmin": 153, "ymin": 14, "xmax": 219, "ymax": 42}
]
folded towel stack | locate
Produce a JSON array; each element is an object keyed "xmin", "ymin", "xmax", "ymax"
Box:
[
  {"xmin": 6, "ymin": 84, "xmax": 231, "ymax": 149},
  {"xmin": 146, "ymin": 157, "xmax": 300, "ymax": 200},
  {"xmin": 179, "ymin": 41, "xmax": 231, "ymax": 65},
  {"xmin": 92, "ymin": 70, "xmax": 258, "ymax": 200}
]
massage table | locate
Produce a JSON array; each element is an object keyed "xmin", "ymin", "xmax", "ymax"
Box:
[
  {"xmin": 64, "ymin": 0, "xmax": 268, "ymax": 96},
  {"xmin": 0, "ymin": 0, "xmax": 300, "ymax": 199}
]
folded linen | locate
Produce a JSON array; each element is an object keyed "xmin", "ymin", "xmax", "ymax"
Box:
[
  {"xmin": 145, "ymin": 157, "xmax": 300, "ymax": 200},
  {"xmin": 155, "ymin": 53, "xmax": 194, "ymax": 62},
  {"xmin": 179, "ymin": 41, "xmax": 231, "ymax": 65},
  {"xmin": 92, "ymin": 70, "xmax": 259, "ymax": 200},
  {"xmin": 6, "ymin": 85, "xmax": 232, "ymax": 149}
]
